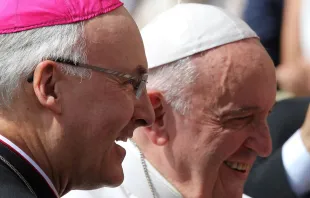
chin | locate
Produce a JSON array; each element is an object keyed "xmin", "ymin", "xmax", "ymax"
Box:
[
  {"xmin": 229, "ymin": 190, "xmax": 243, "ymax": 198},
  {"xmin": 217, "ymin": 163, "xmax": 246, "ymax": 197},
  {"xmin": 104, "ymin": 177, "xmax": 124, "ymax": 188},
  {"xmin": 76, "ymin": 169, "xmax": 124, "ymax": 190},
  {"xmin": 104, "ymin": 169, "xmax": 125, "ymax": 188}
]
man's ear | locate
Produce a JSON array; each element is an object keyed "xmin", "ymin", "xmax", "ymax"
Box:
[
  {"xmin": 144, "ymin": 90, "xmax": 169, "ymax": 146},
  {"xmin": 32, "ymin": 60, "xmax": 62, "ymax": 114}
]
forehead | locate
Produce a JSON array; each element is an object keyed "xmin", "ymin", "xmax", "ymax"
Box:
[
  {"xmin": 192, "ymin": 39, "xmax": 276, "ymax": 113},
  {"xmin": 83, "ymin": 7, "xmax": 147, "ymax": 74}
]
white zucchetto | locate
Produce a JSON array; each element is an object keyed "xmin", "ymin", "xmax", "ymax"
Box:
[{"xmin": 141, "ymin": 3, "xmax": 258, "ymax": 68}]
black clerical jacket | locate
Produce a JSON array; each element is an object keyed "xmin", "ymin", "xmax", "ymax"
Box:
[{"xmin": 0, "ymin": 140, "xmax": 57, "ymax": 198}]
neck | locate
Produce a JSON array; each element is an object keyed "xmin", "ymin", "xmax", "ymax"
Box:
[
  {"xmin": 133, "ymin": 136, "xmax": 218, "ymax": 198},
  {"xmin": 0, "ymin": 114, "xmax": 65, "ymax": 196}
]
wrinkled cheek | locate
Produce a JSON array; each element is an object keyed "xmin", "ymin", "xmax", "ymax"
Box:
[
  {"xmin": 201, "ymin": 131, "xmax": 227, "ymax": 155},
  {"xmin": 219, "ymin": 128, "xmax": 248, "ymax": 154}
]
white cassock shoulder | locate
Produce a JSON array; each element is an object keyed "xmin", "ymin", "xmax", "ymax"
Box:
[
  {"xmin": 62, "ymin": 190, "xmax": 94, "ymax": 198},
  {"xmin": 242, "ymin": 194, "xmax": 252, "ymax": 198},
  {"xmin": 62, "ymin": 186, "xmax": 136, "ymax": 198}
]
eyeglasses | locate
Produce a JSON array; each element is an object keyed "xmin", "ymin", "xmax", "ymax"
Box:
[{"xmin": 27, "ymin": 58, "xmax": 148, "ymax": 99}]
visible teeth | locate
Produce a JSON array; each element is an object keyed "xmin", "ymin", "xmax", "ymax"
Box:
[
  {"xmin": 224, "ymin": 161, "xmax": 249, "ymax": 172},
  {"xmin": 232, "ymin": 163, "xmax": 238, "ymax": 169}
]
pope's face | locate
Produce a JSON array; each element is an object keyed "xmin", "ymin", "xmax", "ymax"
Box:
[
  {"xmin": 172, "ymin": 39, "xmax": 276, "ymax": 198},
  {"xmin": 54, "ymin": 7, "xmax": 154, "ymax": 190}
]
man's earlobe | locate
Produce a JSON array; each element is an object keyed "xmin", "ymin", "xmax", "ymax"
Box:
[
  {"xmin": 145, "ymin": 91, "xmax": 169, "ymax": 146},
  {"xmin": 33, "ymin": 61, "xmax": 62, "ymax": 114}
]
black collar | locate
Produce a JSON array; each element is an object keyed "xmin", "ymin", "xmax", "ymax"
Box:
[{"xmin": 0, "ymin": 140, "xmax": 58, "ymax": 198}]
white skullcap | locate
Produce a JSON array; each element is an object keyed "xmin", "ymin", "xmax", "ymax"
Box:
[{"xmin": 141, "ymin": 3, "xmax": 258, "ymax": 69}]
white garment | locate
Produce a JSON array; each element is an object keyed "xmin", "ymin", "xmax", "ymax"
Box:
[
  {"xmin": 282, "ymin": 129, "xmax": 310, "ymax": 196},
  {"xmin": 63, "ymin": 141, "xmax": 251, "ymax": 198},
  {"xmin": 300, "ymin": 0, "xmax": 310, "ymax": 62}
]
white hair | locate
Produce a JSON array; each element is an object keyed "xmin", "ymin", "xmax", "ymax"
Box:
[
  {"xmin": 147, "ymin": 57, "xmax": 198, "ymax": 115},
  {"xmin": 0, "ymin": 22, "xmax": 90, "ymax": 108}
]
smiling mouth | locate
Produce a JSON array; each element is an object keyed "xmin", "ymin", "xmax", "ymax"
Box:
[{"xmin": 224, "ymin": 161, "xmax": 250, "ymax": 173}]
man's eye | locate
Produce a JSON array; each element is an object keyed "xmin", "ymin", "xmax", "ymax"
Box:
[
  {"xmin": 233, "ymin": 116, "xmax": 252, "ymax": 121},
  {"xmin": 233, "ymin": 115, "xmax": 254, "ymax": 123},
  {"xmin": 223, "ymin": 115, "xmax": 253, "ymax": 129}
]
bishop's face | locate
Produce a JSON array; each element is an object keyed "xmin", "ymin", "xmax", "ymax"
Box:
[
  {"xmin": 53, "ymin": 7, "xmax": 154, "ymax": 191},
  {"xmin": 171, "ymin": 39, "xmax": 276, "ymax": 198}
]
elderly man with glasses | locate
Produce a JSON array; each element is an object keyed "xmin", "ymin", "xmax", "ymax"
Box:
[
  {"xmin": 65, "ymin": 3, "xmax": 275, "ymax": 198},
  {"xmin": 0, "ymin": 0, "xmax": 154, "ymax": 198}
]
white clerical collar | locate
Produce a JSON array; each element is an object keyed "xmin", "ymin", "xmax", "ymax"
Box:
[
  {"xmin": 118, "ymin": 141, "xmax": 182, "ymax": 198},
  {"xmin": 0, "ymin": 134, "xmax": 59, "ymax": 197}
]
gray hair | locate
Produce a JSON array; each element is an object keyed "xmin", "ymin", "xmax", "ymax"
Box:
[
  {"xmin": 0, "ymin": 22, "xmax": 90, "ymax": 107},
  {"xmin": 147, "ymin": 57, "xmax": 198, "ymax": 115}
]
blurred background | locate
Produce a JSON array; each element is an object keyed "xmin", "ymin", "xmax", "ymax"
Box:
[{"xmin": 122, "ymin": 0, "xmax": 246, "ymax": 29}]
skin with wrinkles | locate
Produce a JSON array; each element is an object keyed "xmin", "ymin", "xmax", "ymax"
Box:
[
  {"xmin": 134, "ymin": 38, "xmax": 276, "ymax": 198},
  {"xmin": 0, "ymin": 6, "xmax": 154, "ymax": 196}
]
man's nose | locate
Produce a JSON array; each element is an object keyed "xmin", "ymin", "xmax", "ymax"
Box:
[
  {"xmin": 133, "ymin": 90, "xmax": 155, "ymax": 127},
  {"xmin": 246, "ymin": 123, "xmax": 272, "ymax": 157}
]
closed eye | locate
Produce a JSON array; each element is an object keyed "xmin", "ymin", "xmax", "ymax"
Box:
[
  {"xmin": 233, "ymin": 116, "xmax": 252, "ymax": 121},
  {"xmin": 223, "ymin": 115, "xmax": 254, "ymax": 129}
]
